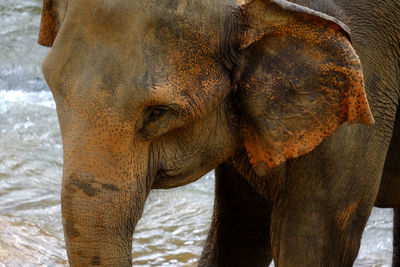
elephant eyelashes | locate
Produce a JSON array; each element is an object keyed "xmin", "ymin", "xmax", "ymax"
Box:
[
  {"xmin": 149, "ymin": 109, "xmax": 164, "ymax": 120},
  {"xmin": 146, "ymin": 106, "xmax": 169, "ymax": 122},
  {"xmin": 141, "ymin": 105, "xmax": 180, "ymax": 139}
]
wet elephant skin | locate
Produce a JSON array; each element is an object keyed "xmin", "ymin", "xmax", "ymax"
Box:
[{"xmin": 37, "ymin": 0, "xmax": 399, "ymax": 266}]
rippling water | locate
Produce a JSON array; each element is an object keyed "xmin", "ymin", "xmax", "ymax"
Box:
[{"xmin": 0, "ymin": 1, "xmax": 394, "ymax": 266}]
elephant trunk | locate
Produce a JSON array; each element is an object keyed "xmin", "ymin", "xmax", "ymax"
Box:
[{"xmin": 61, "ymin": 145, "xmax": 150, "ymax": 266}]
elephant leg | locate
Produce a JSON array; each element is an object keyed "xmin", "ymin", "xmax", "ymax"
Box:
[
  {"xmin": 374, "ymin": 107, "xmax": 400, "ymax": 267},
  {"xmin": 199, "ymin": 160, "xmax": 272, "ymax": 267},
  {"xmin": 269, "ymin": 124, "xmax": 388, "ymax": 267},
  {"xmin": 394, "ymin": 208, "xmax": 400, "ymax": 267},
  {"xmin": 376, "ymin": 106, "xmax": 400, "ymax": 208}
]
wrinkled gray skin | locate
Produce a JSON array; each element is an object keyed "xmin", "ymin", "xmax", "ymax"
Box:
[
  {"xmin": 39, "ymin": 0, "xmax": 399, "ymax": 266},
  {"xmin": 200, "ymin": 1, "xmax": 400, "ymax": 267}
]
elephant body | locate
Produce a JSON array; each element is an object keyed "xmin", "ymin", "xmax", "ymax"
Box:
[
  {"xmin": 37, "ymin": 0, "xmax": 399, "ymax": 266},
  {"xmin": 202, "ymin": 1, "xmax": 400, "ymax": 266}
]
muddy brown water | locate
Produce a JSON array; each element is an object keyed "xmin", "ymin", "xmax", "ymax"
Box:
[{"xmin": 0, "ymin": 1, "xmax": 393, "ymax": 266}]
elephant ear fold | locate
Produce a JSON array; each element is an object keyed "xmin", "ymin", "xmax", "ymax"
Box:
[
  {"xmin": 237, "ymin": 0, "xmax": 374, "ymax": 176},
  {"xmin": 38, "ymin": 0, "xmax": 67, "ymax": 47}
]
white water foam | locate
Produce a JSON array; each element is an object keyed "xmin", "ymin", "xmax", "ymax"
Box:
[{"xmin": 0, "ymin": 89, "xmax": 55, "ymax": 109}]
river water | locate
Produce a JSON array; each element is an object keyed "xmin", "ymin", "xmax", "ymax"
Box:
[{"xmin": 0, "ymin": 1, "xmax": 394, "ymax": 266}]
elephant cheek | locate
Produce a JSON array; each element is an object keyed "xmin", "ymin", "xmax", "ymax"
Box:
[{"xmin": 61, "ymin": 147, "xmax": 151, "ymax": 266}]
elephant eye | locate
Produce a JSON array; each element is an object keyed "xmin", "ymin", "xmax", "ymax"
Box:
[
  {"xmin": 141, "ymin": 104, "xmax": 181, "ymax": 138},
  {"xmin": 147, "ymin": 106, "xmax": 169, "ymax": 122}
]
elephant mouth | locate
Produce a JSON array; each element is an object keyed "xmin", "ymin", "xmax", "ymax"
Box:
[
  {"xmin": 155, "ymin": 169, "xmax": 180, "ymax": 179},
  {"xmin": 152, "ymin": 169, "xmax": 185, "ymax": 189}
]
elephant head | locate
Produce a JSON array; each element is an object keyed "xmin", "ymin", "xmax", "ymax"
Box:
[{"xmin": 38, "ymin": 0, "xmax": 373, "ymax": 265}]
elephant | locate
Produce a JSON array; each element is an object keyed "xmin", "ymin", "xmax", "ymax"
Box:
[{"xmin": 37, "ymin": 0, "xmax": 399, "ymax": 266}]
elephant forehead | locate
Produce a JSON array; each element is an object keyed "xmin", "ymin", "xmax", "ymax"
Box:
[
  {"xmin": 55, "ymin": 0, "xmax": 232, "ymax": 115},
  {"xmin": 62, "ymin": 0, "xmax": 222, "ymax": 82},
  {"xmin": 66, "ymin": 0, "xmax": 224, "ymax": 47}
]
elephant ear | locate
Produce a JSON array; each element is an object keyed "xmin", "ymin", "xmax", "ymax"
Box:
[
  {"xmin": 38, "ymin": 0, "xmax": 68, "ymax": 47},
  {"xmin": 237, "ymin": 0, "xmax": 374, "ymax": 176}
]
